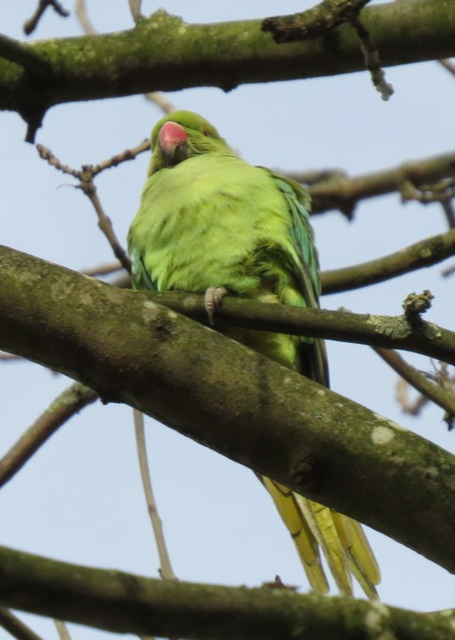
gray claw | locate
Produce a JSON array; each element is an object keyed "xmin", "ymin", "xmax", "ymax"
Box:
[{"xmin": 204, "ymin": 286, "xmax": 228, "ymax": 325}]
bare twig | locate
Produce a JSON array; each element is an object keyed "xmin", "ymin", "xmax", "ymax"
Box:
[
  {"xmin": 262, "ymin": 0, "xmax": 371, "ymax": 42},
  {"xmin": 129, "ymin": 0, "xmax": 144, "ymax": 23},
  {"xmin": 442, "ymin": 263, "xmax": 455, "ymax": 277},
  {"xmin": 74, "ymin": 0, "xmax": 96, "ymax": 34},
  {"xmin": 36, "ymin": 143, "xmax": 139, "ymax": 273},
  {"xmin": 35, "ymin": 144, "xmax": 79, "ymax": 178},
  {"xmin": 375, "ymin": 349, "xmax": 455, "ymax": 424},
  {"xmin": 442, "ymin": 199, "xmax": 455, "ymax": 228},
  {"xmin": 396, "ymin": 378, "xmax": 429, "ymax": 416},
  {"xmin": 133, "ymin": 409, "xmax": 178, "ymax": 582},
  {"xmin": 144, "ymin": 92, "xmax": 175, "ymax": 114},
  {"xmin": 321, "ymin": 228, "xmax": 455, "ymax": 294},
  {"xmin": 88, "ymin": 138, "xmax": 150, "ymax": 176},
  {"xmin": 439, "ymin": 58, "xmax": 455, "ymax": 77},
  {"xmin": 82, "ymin": 261, "xmax": 123, "ymax": 277},
  {"xmin": 350, "ymin": 16, "xmax": 393, "ymax": 100},
  {"xmin": 0, "ymin": 607, "xmax": 43, "ymax": 640},
  {"xmin": 81, "ymin": 182, "xmax": 132, "ymax": 272},
  {"xmin": 0, "ymin": 382, "xmax": 98, "ymax": 488},
  {"xmin": 24, "ymin": 0, "xmax": 69, "ymax": 35},
  {"xmin": 54, "ymin": 619, "xmax": 71, "ymax": 640},
  {"xmin": 0, "ymin": 352, "xmax": 21, "ymax": 361}
]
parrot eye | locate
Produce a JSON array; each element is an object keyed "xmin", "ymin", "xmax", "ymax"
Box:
[{"xmin": 201, "ymin": 129, "xmax": 211, "ymax": 137}]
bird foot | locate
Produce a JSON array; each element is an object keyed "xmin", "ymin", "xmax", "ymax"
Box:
[{"xmin": 204, "ymin": 286, "xmax": 228, "ymax": 326}]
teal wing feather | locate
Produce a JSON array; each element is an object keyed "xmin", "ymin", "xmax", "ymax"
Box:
[
  {"xmin": 268, "ymin": 171, "xmax": 329, "ymax": 386},
  {"xmin": 129, "ymin": 245, "xmax": 158, "ymax": 291}
]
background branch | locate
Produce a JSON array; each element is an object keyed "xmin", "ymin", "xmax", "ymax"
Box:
[
  {"xmin": 321, "ymin": 228, "xmax": 455, "ymax": 293},
  {"xmin": 0, "ymin": 607, "xmax": 43, "ymax": 640},
  {"xmin": 299, "ymin": 150, "xmax": 455, "ymax": 217},
  {"xmin": 374, "ymin": 348, "xmax": 455, "ymax": 424},
  {"xmin": 23, "ymin": 0, "xmax": 69, "ymax": 36},
  {"xmin": 134, "ymin": 409, "xmax": 178, "ymax": 581},
  {"xmin": 0, "ymin": 382, "xmax": 98, "ymax": 488}
]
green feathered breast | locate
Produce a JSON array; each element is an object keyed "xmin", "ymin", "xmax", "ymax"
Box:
[{"xmin": 129, "ymin": 151, "xmax": 327, "ymax": 379}]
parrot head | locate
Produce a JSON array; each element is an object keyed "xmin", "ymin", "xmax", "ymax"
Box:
[{"xmin": 148, "ymin": 110, "xmax": 231, "ymax": 174}]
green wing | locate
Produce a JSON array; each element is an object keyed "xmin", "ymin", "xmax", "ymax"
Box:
[
  {"xmin": 129, "ymin": 244, "xmax": 158, "ymax": 291},
  {"xmin": 267, "ymin": 171, "xmax": 329, "ymax": 385}
]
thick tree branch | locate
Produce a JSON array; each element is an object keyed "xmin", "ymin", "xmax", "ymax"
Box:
[
  {"xmin": 151, "ymin": 291, "xmax": 455, "ymax": 365},
  {"xmin": 1, "ymin": 0, "xmax": 454, "ymax": 125},
  {"xmin": 1, "ymin": 246, "xmax": 455, "ymax": 571},
  {"xmin": 0, "ymin": 546, "xmax": 454, "ymax": 640}
]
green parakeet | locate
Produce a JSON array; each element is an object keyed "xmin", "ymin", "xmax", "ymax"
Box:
[{"xmin": 128, "ymin": 110, "xmax": 380, "ymax": 598}]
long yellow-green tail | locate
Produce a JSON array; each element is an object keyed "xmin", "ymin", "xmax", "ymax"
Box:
[{"xmin": 262, "ymin": 477, "xmax": 380, "ymax": 598}]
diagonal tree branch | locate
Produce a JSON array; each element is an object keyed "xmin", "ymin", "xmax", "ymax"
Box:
[
  {"xmin": 1, "ymin": 245, "xmax": 455, "ymax": 570},
  {"xmin": 0, "ymin": 606, "xmax": 43, "ymax": 640},
  {"xmin": 0, "ymin": 382, "xmax": 98, "ymax": 488},
  {"xmin": 321, "ymin": 227, "xmax": 455, "ymax": 293}
]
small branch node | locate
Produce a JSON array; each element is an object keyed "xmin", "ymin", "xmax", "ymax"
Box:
[{"xmin": 402, "ymin": 290, "xmax": 434, "ymax": 326}]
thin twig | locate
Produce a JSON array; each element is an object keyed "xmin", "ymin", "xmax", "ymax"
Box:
[
  {"xmin": 0, "ymin": 607, "xmax": 43, "ymax": 640},
  {"xmin": 442, "ymin": 199, "xmax": 455, "ymax": 229},
  {"xmin": 36, "ymin": 144, "xmax": 79, "ymax": 178},
  {"xmin": 82, "ymin": 261, "xmax": 123, "ymax": 277},
  {"xmin": 144, "ymin": 92, "xmax": 175, "ymax": 114},
  {"xmin": 0, "ymin": 352, "xmax": 21, "ymax": 361},
  {"xmin": 36, "ymin": 143, "xmax": 136, "ymax": 272},
  {"xmin": 54, "ymin": 619, "xmax": 71, "ymax": 640},
  {"xmin": 89, "ymin": 138, "xmax": 150, "ymax": 176},
  {"xmin": 350, "ymin": 16, "xmax": 393, "ymax": 100},
  {"xmin": 442, "ymin": 263, "xmax": 455, "ymax": 278},
  {"xmin": 374, "ymin": 348, "xmax": 455, "ymax": 421},
  {"xmin": 0, "ymin": 382, "xmax": 98, "ymax": 489},
  {"xmin": 396, "ymin": 378, "xmax": 429, "ymax": 416},
  {"xmin": 24, "ymin": 0, "xmax": 69, "ymax": 35},
  {"xmin": 133, "ymin": 409, "xmax": 178, "ymax": 582},
  {"xmin": 129, "ymin": 0, "xmax": 144, "ymax": 22},
  {"xmin": 74, "ymin": 0, "xmax": 96, "ymax": 34},
  {"xmin": 82, "ymin": 183, "xmax": 132, "ymax": 272},
  {"xmin": 439, "ymin": 59, "xmax": 455, "ymax": 77}
]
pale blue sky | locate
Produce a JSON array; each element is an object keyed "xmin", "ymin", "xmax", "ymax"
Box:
[{"xmin": 1, "ymin": 2, "xmax": 454, "ymax": 638}]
